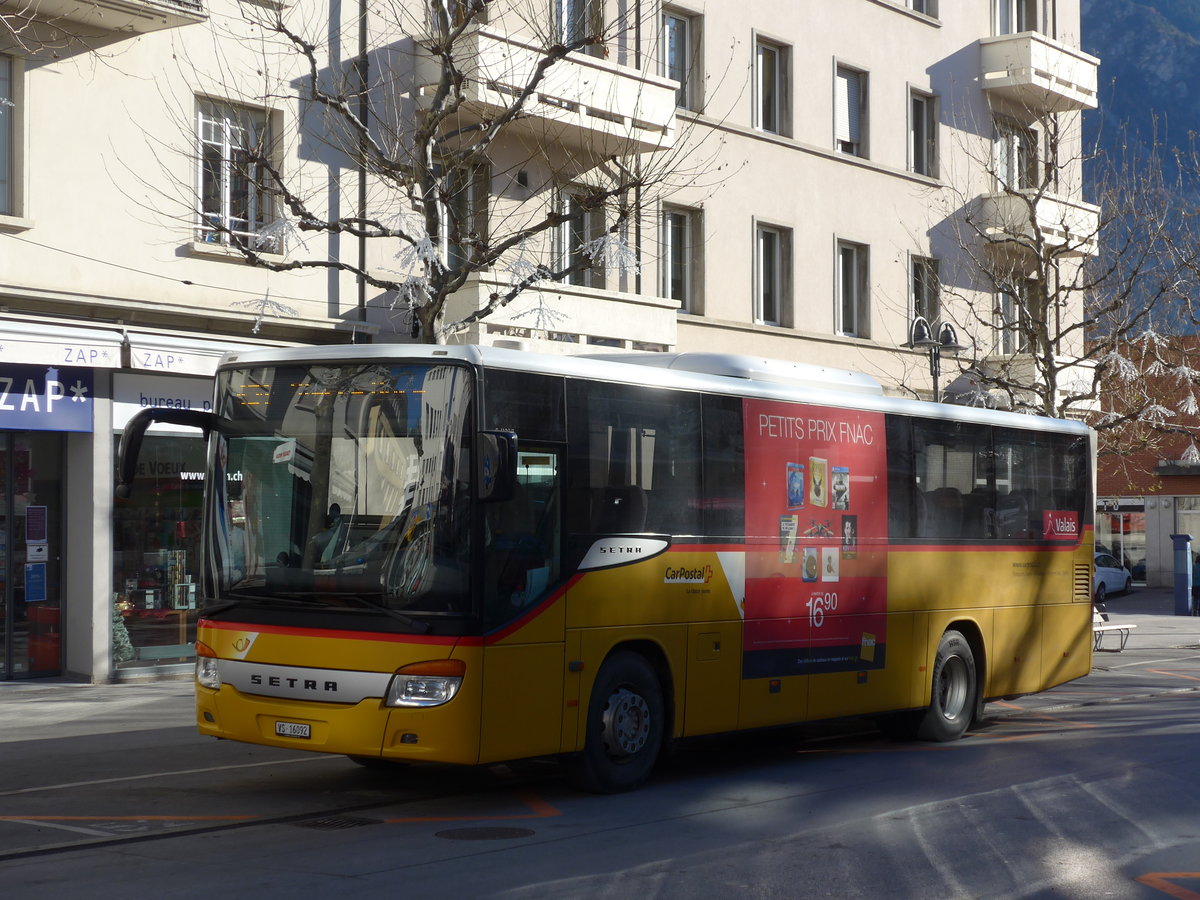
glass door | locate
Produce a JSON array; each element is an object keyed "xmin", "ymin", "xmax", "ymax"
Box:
[{"xmin": 0, "ymin": 432, "xmax": 64, "ymax": 679}]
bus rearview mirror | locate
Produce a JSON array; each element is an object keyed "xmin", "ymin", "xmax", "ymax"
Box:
[{"xmin": 477, "ymin": 431, "xmax": 517, "ymax": 503}]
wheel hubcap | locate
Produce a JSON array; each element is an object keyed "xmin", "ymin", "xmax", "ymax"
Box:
[
  {"xmin": 938, "ymin": 655, "xmax": 969, "ymax": 720},
  {"xmin": 601, "ymin": 688, "xmax": 651, "ymax": 757}
]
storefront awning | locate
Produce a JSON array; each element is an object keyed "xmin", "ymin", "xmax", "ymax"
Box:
[
  {"xmin": 126, "ymin": 331, "xmax": 281, "ymax": 378},
  {"xmin": 0, "ymin": 320, "xmax": 124, "ymax": 368}
]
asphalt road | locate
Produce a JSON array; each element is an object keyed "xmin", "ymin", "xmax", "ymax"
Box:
[{"xmin": 0, "ymin": 587, "xmax": 1197, "ymax": 899}]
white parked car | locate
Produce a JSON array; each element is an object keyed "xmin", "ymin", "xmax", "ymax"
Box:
[{"xmin": 1094, "ymin": 552, "xmax": 1132, "ymax": 603}]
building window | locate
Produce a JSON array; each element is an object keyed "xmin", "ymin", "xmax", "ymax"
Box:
[
  {"xmin": 837, "ymin": 240, "xmax": 869, "ymax": 337},
  {"xmin": 910, "ymin": 91, "xmax": 937, "ymax": 177},
  {"xmin": 197, "ymin": 100, "xmax": 272, "ymax": 247},
  {"xmin": 556, "ymin": 192, "xmax": 606, "ymax": 287},
  {"xmin": 908, "ymin": 0, "xmax": 937, "ymax": 14},
  {"xmin": 912, "ymin": 256, "xmax": 940, "ymax": 324},
  {"xmin": 664, "ymin": 10, "xmax": 701, "ymax": 111},
  {"xmin": 441, "ymin": 163, "xmax": 490, "ymax": 272},
  {"xmin": 662, "ymin": 205, "xmax": 701, "ymax": 314},
  {"xmin": 995, "ymin": 0, "xmax": 1037, "ymax": 34},
  {"xmin": 554, "ymin": 0, "xmax": 603, "ymax": 55},
  {"xmin": 993, "ymin": 118, "xmax": 1038, "ymax": 191},
  {"xmin": 0, "ymin": 54, "xmax": 13, "ymax": 217},
  {"xmin": 755, "ymin": 39, "xmax": 789, "ymax": 136},
  {"xmin": 835, "ymin": 66, "xmax": 867, "ymax": 157},
  {"xmin": 997, "ymin": 283, "xmax": 1030, "ymax": 354},
  {"xmin": 755, "ymin": 224, "xmax": 791, "ymax": 326}
]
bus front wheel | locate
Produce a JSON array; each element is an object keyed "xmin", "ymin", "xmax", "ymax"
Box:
[
  {"xmin": 569, "ymin": 651, "xmax": 665, "ymax": 793},
  {"xmin": 916, "ymin": 630, "xmax": 977, "ymax": 742}
]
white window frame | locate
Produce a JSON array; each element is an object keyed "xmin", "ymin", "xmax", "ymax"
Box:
[
  {"xmin": 911, "ymin": 255, "xmax": 940, "ymax": 324},
  {"xmin": 754, "ymin": 37, "xmax": 790, "ymax": 136},
  {"xmin": 661, "ymin": 204, "xmax": 701, "ymax": 314},
  {"xmin": 556, "ymin": 191, "xmax": 606, "ymax": 288},
  {"xmin": 907, "ymin": 0, "xmax": 938, "ymax": 15},
  {"xmin": 754, "ymin": 222, "xmax": 790, "ymax": 326},
  {"xmin": 439, "ymin": 163, "xmax": 490, "ymax": 272},
  {"xmin": 909, "ymin": 90, "xmax": 937, "ymax": 177},
  {"xmin": 0, "ymin": 53, "xmax": 23, "ymax": 222},
  {"xmin": 663, "ymin": 9, "xmax": 701, "ymax": 111},
  {"xmin": 836, "ymin": 239, "xmax": 869, "ymax": 338},
  {"xmin": 997, "ymin": 284, "xmax": 1030, "ymax": 354},
  {"xmin": 995, "ymin": 0, "xmax": 1037, "ymax": 35},
  {"xmin": 196, "ymin": 100, "xmax": 272, "ymax": 247},
  {"xmin": 993, "ymin": 118, "xmax": 1038, "ymax": 191},
  {"xmin": 835, "ymin": 65, "xmax": 867, "ymax": 157},
  {"xmin": 554, "ymin": 0, "xmax": 603, "ymax": 54}
]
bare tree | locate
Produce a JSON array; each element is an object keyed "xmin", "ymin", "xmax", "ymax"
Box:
[
  {"xmin": 925, "ymin": 101, "xmax": 1200, "ymax": 428},
  {"xmin": 162, "ymin": 0, "xmax": 721, "ymax": 343}
]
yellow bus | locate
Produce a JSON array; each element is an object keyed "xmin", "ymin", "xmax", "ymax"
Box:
[{"xmin": 118, "ymin": 345, "xmax": 1095, "ymax": 792}]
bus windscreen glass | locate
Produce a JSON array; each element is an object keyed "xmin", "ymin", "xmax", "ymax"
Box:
[{"xmin": 209, "ymin": 363, "xmax": 473, "ymax": 617}]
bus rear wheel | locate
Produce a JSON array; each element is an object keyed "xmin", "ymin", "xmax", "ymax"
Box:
[
  {"xmin": 569, "ymin": 651, "xmax": 665, "ymax": 793},
  {"xmin": 916, "ymin": 630, "xmax": 977, "ymax": 742}
]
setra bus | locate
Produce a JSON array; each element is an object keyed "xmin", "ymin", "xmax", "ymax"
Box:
[{"xmin": 117, "ymin": 345, "xmax": 1096, "ymax": 792}]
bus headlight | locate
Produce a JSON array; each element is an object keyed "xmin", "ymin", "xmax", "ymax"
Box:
[
  {"xmin": 195, "ymin": 641, "xmax": 221, "ymax": 690},
  {"xmin": 385, "ymin": 659, "xmax": 465, "ymax": 708}
]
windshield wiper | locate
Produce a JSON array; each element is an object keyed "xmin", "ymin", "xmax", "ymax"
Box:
[{"xmin": 289, "ymin": 591, "xmax": 432, "ymax": 633}]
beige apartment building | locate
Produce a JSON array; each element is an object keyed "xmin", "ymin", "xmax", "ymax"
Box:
[{"xmin": 0, "ymin": 0, "xmax": 1097, "ymax": 681}]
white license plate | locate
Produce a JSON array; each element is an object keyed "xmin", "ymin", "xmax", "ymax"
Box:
[{"xmin": 275, "ymin": 721, "xmax": 311, "ymax": 739}]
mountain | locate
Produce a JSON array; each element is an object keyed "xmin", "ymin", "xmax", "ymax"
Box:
[{"xmin": 1082, "ymin": 0, "xmax": 1200, "ymax": 148}]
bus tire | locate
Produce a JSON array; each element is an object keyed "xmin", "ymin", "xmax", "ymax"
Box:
[
  {"xmin": 569, "ymin": 651, "xmax": 665, "ymax": 793},
  {"xmin": 916, "ymin": 630, "xmax": 977, "ymax": 742}
]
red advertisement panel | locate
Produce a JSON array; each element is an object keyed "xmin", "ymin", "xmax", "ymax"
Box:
[{"xmin": 742, "ymin": 399, "xmax": 889, "ymax": 678}]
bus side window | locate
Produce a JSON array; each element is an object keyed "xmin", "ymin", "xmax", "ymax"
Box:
[
  {"xmin": 702, "ymin": 394, "xmax": 745, "ymax": 541},
  {"xmin": 885, "ymin": 415, "xmax": 916, "ymax": 539}
]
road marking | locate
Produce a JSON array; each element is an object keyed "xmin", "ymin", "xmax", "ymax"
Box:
[
  {"xmin": 385, "ymin": 790, "xmax": 559, "ymax": 824},
  {"xmin": 3, "ymin": 819, "xmax": 113, "ymax": 837},
  {"xmin": 0, "ymin": 755, "xmax": 340, "ymax": 797},
  {"xmin": 1147, "ymin": 669, "xmax": 1200, "ymax": 683},
  {"xmin": 1136, "ymin": 872, "xmax": 1200, "ymax": 898}
]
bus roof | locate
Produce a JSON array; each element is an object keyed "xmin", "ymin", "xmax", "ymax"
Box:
[{"xmin": 216, "ymin": 343, "xmax": 1091, "ymax": 436}]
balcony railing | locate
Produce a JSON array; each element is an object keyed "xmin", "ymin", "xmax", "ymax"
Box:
[
  {"xmin": 980, "ymin": 32, "xmax": 1099, "ymax": 112},
  {"xmin": 978, "ymin": 189, "xmax": 1100, "ymax": 257},
  {"xmin": 415, "ymin": 27, "xmax": 678, "ymax": 158},
  {"xmin": 6, "ymin": 0, "xmax": 206, "ymax": 34},
  {"xmin": 442, "ymin": 273, "xmax": 679, "ymax": 350}
]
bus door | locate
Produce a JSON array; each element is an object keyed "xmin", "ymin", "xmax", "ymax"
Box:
[{"xmin": 479, "ymin": 445, "xmax": 565, "ymax": 763}]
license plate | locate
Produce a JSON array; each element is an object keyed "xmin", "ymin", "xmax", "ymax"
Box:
[{"xmin": 275, "ymin": 721, "xmax": 311, "ymax": 739}]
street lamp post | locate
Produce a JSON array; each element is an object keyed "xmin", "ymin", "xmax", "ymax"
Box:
[{"xmin": 906, "ymin": 316, "xmax": 967, "ymax": 403}]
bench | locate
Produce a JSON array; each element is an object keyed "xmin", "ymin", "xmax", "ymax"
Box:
[{"xmin": 1093, "ymin": 610, "xmax": 1136, "ymax": 651}]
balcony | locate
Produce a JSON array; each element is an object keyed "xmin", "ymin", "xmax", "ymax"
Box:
[
  {"xmin": 415, "ymin": 27, "xmax": 678, "ymax": 159},
  {"xmin": 977, "ymin": 189, "xmax": 1100, "ymax": 257},
  {"xmin": 4, "ymin": 0, "xmax": 206, "ymax": 33},
  {"xmin": 980, "ymin": 32, "xmax": 1099, "ymax": 112},
  {"xmin": 441, "ymin": 273, "xmax": 679, "ymax": 351}
]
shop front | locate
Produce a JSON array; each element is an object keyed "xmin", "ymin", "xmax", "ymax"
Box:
[
  {"xmin": 111, "ymin": 371, "xmax": 210, "ymax": 674},
  {"xmin": 0, "ymin": 364, "xmax": 92, "ymax": 679}
]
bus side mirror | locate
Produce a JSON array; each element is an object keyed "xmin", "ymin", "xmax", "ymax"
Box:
[
  {"xmin": 477, "ymin": 431, "xmax": 517, "ymax": 503},
  {"xmin": 117, "ymin": 408, "xmax": 217, "ymax": 499}
]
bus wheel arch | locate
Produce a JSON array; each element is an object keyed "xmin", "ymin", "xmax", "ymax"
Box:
[
  {"xmin": 917, "ymin": 626, "xmax": 982, "ymax": 742},
  {"xmin": 568, "ymin": 643, "xmax": 673, "ymax": 793}
]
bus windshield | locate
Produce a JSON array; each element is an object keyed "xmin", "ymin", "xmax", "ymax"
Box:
[{"xmin": 210, "ymin": 362, "xmax": 473, "ymax": 618}]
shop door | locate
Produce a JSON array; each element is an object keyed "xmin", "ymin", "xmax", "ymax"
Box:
[{"xmin": 0, "ymin": 432, "xmax": 64, "ymax": 679}]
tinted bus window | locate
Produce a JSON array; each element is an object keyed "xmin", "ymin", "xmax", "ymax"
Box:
[
  {"xmin": 702, "ymin": 394, "xmax": 745, "ymax": 540},
  {"xmin": 566, "ymin": 380, "xmax": 702, "ymax": 536},
  {"xmin": 483, "ymin": 369, "xmax": 566, "ymax": 443}
]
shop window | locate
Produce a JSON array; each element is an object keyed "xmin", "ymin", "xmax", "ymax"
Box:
[{"xmin": 112, "ymin": 434, "xmax": 206, "ymax": 668}]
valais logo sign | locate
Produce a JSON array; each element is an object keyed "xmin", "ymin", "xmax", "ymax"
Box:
[{"xmin": 1043, "ymin": 510, "xmax": 1080, "ymax": 542}]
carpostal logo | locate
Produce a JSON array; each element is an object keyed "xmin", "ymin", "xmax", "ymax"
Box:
[
  {"xmin": 664, "ymin": 564, "xmax": 713, "ymax": 585},
  {"xmin": 1043, "ymin": 510, "xmax": 1080, "ymax": 541}
]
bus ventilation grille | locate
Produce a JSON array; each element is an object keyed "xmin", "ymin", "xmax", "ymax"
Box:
[{"xmin": 1074, "ymin": 564, "xmax": 1092, "ymax": 601}]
